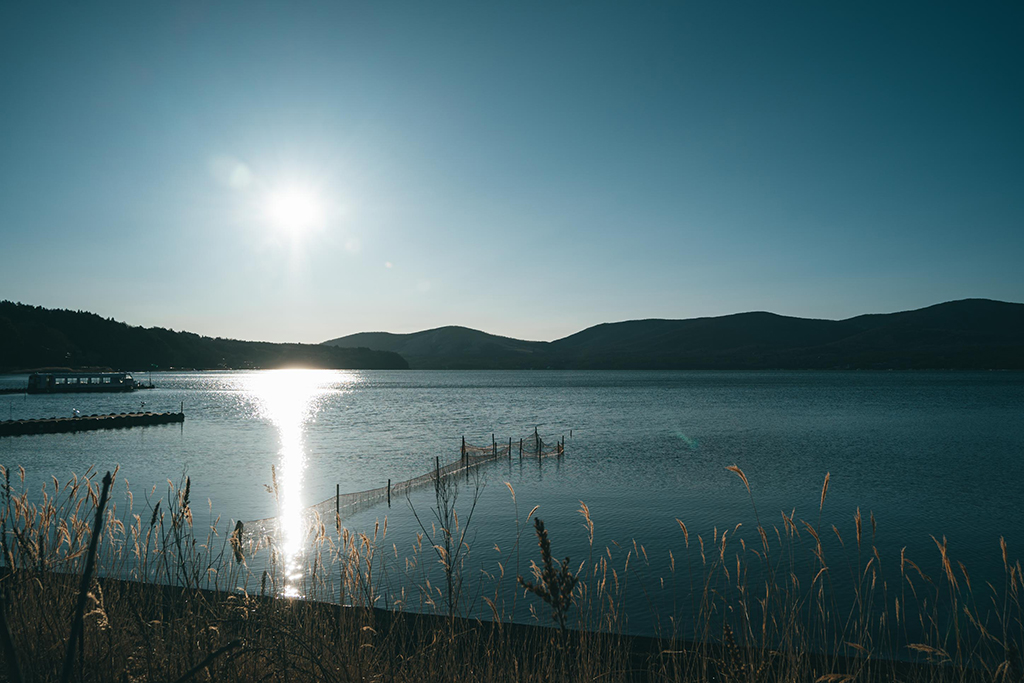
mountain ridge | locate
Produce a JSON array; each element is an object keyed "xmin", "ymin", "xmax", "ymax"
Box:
[
  {"xmin": 0, "ymin": 301, "xmax": 409, "ymax": 372},
  {"xmin": 323, "ymin": 299, "xmax": 1024, "ymax": 370}
]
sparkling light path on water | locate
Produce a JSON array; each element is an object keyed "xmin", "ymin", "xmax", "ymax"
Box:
[{"xmin": 247, "ymin": 369, "xmax": 348, "ymax": 597}]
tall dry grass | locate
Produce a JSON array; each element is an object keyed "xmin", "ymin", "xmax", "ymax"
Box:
[{"xmin": 0, "ymin": 462, "xmax": 1020, "ymax": 682}]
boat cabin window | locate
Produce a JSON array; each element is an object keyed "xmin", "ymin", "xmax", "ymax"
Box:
[
  {"xmin": 102, "ymin": 377, "xmax": 111, "ymax": 383},
  {"xmin": 55, "ymin": 377, "xmax": 65, "ymax": 384}
]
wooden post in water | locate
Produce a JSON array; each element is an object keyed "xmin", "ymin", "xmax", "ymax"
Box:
[
  {"xmin": 508, "ymin": 437, "xmax": 512, "ymax": 460},
  {"xmin": 519, "ymin": 438, "xmax": 523, "ymax": 462},
  {"xmin": 387, "ymin": 479, "xmax": 391, "ymax": 508},
  {"xmin": 435, "ymin": 457, "xmax": 441, "ymax": 495},
  {"xmin": 336, "ymin": 484, "xmax": 340, "ymax": 518}
]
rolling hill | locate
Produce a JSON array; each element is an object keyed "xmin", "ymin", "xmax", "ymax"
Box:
[
  {"xmin": 0, "ymin": 302, "xmax": 408, "ymax": 372},
  {"xmin": 323, "ymin": 299, "xmax": 1024, "ymax": 370},
  {"xmin": 327, "ymin": 327, "xmax": 549, "ymax": 369}
]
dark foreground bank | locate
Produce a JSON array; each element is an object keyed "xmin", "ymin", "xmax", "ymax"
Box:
[{"xmin": 0, "ymin": 571, "xmax": 961, "ymax": 683}]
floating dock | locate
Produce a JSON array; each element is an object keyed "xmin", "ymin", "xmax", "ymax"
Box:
[{"xmin": 0, "ymin": 411, "xmax": 184, "ymax": 437}]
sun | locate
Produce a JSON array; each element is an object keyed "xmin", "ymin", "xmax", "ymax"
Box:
[{"xmin": 266, "ymin": 186, "xmax": 324, "ymax": 236}]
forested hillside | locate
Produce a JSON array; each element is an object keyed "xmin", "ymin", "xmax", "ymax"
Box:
[
  {"xmin": 325, "ymin": 299, "xmax": 1024, "ymax": 370},
  {"xmin": 0, "ymin": 302, "xmax": 408, "ymax": 371}
]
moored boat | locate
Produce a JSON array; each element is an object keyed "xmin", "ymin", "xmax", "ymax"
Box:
[{"xmin": 26, "ymin": 371, "xmax": 137, "ymax": 394}]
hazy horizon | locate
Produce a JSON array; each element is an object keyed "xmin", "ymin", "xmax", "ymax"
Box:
[{"xmin": 3, "ymin": 2, "xmax": 1022, "ymax": 343}]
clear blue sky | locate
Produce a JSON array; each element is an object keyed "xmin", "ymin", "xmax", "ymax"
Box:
[{"xmin": 2, "ymin": 2, "xmax": 1022, "ymax": 343}]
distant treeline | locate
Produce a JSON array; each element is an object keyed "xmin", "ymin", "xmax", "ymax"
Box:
[
  {"xmin": 0, "ymin": 301, "xmax": 408, "ymax": 372},
  {"xmin": 324, "ymin": 298, "xmax": 1024, "ymax": 370}
]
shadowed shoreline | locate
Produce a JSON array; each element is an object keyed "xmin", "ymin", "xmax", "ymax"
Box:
[{"xmin": 5, "ymin": 570, "xmax": 957, "ymax": 683}]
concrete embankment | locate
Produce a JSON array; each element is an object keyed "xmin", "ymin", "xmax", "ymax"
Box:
[{"xmin": 0, "ymin": 411, "xmax": 184, "ymax": 437}]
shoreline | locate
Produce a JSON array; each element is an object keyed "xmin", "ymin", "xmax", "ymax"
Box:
[{"xmin": 8, "ymin": 570, "xmax": 950, "ymax": 683}]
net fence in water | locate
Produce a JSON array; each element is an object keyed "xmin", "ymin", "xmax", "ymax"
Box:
[{"xmin": 245, "ymin": 430, "xmax": 565, "ymax": 538}]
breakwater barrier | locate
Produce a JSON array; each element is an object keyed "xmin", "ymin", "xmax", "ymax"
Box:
[{"xmin": 0, "ymin": 411, "xmax": 185, "ymax": 437}]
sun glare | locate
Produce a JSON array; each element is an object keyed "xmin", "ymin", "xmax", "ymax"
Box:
[
  {"xmin": 247, "ymin": 369, "xmax": 337, "ymax": 597},
  {"xmin": 266, "ymin": 187, "xmax": 323, "ymax": 236}
]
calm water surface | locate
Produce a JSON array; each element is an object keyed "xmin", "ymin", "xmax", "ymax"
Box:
[{"xmin": 2, "ymin": 370, "xmax": 1022, "ymax": 632}]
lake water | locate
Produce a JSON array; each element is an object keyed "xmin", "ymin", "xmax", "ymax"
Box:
[{"xmin": 2, "ymin": 369, "xmax": 1022, "ymax": 636}]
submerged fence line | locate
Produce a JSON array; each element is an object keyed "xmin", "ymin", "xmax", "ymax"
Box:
[{"xmin": 246, "ymin": 430, "xmax": 566, "ymax": 536}]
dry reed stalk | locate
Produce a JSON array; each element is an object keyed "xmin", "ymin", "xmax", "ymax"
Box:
[
  {"xmin": 171, "ymin": 638, "xmax": 243, "ymax": 683},
  {"xmin": 815, "ymin": 471, "xmax": 831, "ymax": 543},
  {"xmin": 0, "ymin": 462, "xmax": 1020, "ymax": 683},
  {"xmin": 59, "ymin": 470, "xmax": 112, "ymax": 683}
]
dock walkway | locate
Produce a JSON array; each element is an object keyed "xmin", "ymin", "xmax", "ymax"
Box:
[{"xmin": 0, "ymin": 411, "xmax": 184, "ymax": 437}]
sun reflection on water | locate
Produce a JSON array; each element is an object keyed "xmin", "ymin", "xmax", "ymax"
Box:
[{"xmin": 248, "ymin": 369, "xmax": 348, "ymax": 597}]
